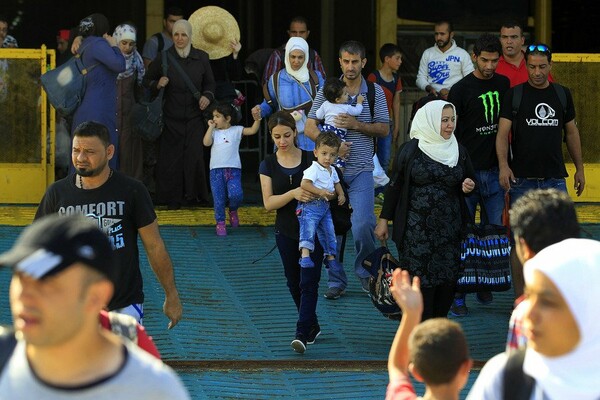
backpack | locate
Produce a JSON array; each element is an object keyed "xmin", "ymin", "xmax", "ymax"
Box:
[
  {"xmin": 502, "ymin": 349, "xmax": 535, "ymax": 400},
  {"xmin": 153, "ymin": 32, "xmax": 165, "ymax": 53},
  {"xmin": 329, "ymin": 165, "xmax": 353, "ymax": 262},
  {"xmin": 262, "ymin": 69, "xmax": 320, "ymax": 114},
  {"xmin": 361, "ymin": 246, "xmax": 402, "ymax": 320},
  {"xmin": 511, "ymin": 82, "xmax": 568, "ymax": 144}
]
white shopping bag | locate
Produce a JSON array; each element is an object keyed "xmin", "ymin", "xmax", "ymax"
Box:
[{"xmin": 373, "ymin": 154, "xmax": 390, "ymax": 188}]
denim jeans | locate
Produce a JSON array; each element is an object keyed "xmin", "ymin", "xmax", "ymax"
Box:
[
  {"xmin": 297, "ymin": 199, "xmax": 337, "ymax": 256},
  {"xmin": 343, "ymin": 171, "xmax": 377, "ymax": 280},
  {"xmin": 465, "ymin": 168, "xmax": 505, "ymax": 226},
  {"xmin": 275, "ymin": 231, "xmax": 323, "ymax": 337},
  {"xmin": 509, "ymin": 177, "xmax": 567, "ymax": 207},
  {"xmin": 209, "ymin": 168, "xmax": 243, "ymax": 223},
  {"xmin": 327, "ymin": 235, "xmax": 349, "ymax": 290},
  {"xmin": 376, "ymin": 127, "xmax": 393, "ymax": 173}
]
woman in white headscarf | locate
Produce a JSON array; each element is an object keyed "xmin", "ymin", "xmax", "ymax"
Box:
[
  {"xmin": 467, "ymin": 238, "xmax": 600, "ymax": 400},
  {"xmin": 252, "ymin": 36, "xmax": 325, "ymax": 151},
  {"xmin": 114, "ymin": 23, "xmax": 145, "ymax": 181},
  {"xmin": 143, "ymin": 19, "xmax": 216, "ymax": 209},
  {"xmin": 375, "ymin": 100, "xmax": 475, "ymax": 320}
]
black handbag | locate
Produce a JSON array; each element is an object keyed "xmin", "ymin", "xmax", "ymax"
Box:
[
  {"xmin": 456, "ymin": 201, "xmax": 512, "ymax": 293},
  {"xmin": 361, "ymin": 243, "xmax": 402, "ymax": 320},
  {"xmin": 132, "ymin": 51, "xmax": 168, "ymax": 141},
  {"xmin": 40, "ymin": 43, "xmax": 97, "ymax": 115}
]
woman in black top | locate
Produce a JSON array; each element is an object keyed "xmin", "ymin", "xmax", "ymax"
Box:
[
  {"xmin": 375, "ymin": 100, "xmax": 475, "ymax": 321},
  {"xmin": 258, "ymin": 111, "xmax": 323, "ymax": 354}
]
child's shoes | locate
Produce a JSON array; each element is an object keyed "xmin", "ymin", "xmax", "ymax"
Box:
[
  {"xmin": 216, "ymin": 221, "xmax": 227, "ymax": 236},
  {"xmin": 229, "ymin": 210, "xmax": 239, "ymax": 228}
]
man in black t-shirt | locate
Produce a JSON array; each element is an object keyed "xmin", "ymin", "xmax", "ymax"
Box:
[
  {"xmin": 448, "ymin": 34, "xmax": 510, "ymax": 316},
  {"xmin": 35, "ymin": 121, "xmax": 183, "ymax": 329},
  {"xmin": 496, "ymin": 43, "xmax": 585, "ymax": 298}
]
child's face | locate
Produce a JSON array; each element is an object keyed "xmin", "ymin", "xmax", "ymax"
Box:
[
  {"xmin": 386, "ymin": 52, "xmax": 403, "ymax": 72},
  {"xmin": 212, "ymin": 111, "xmax": 231, "ymax": 129},
  {"xmin": 313, "ymin": 144, "xmax": 338, "ymax": 168},
  {"xmin": 118, "ymin": 39, "xmax": 135, "ymax": 55},
  {"xmin": 336, "ymin": 89, "xmax": 349, "ymax": 104}
]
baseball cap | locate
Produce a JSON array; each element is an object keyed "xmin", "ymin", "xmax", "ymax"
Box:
[{"xmin": 0, "ymin": 214, "xmax": 116, "ymax": 284}]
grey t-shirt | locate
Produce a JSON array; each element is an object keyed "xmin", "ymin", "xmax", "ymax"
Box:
[
  {"xmin": 142, "ymin": 32, "xmax": 173, "ymax": 62},
  {"xmin": 0, "ymin": 340, "xmax": 190, "ymax": 399}
]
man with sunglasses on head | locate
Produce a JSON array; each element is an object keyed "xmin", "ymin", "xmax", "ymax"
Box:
[{"xmin": 496, "ymin": 43, "xmax": 585, "ymax": 298}]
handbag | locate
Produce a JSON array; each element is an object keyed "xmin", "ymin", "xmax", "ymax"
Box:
[
  {"xmin": 456, "ymin": 201, "xmax": 512, "ymax": 293},
  {"xmin": 132, "ymin": 50, "xmax": 168, "ymax": 141},
  {"xmin": 40, "ymin": 44, "xmax": 97, "ymax": 115},
  {"xmin": 361, "ymin": 242, "xmax": 402, "ymax": 320}
]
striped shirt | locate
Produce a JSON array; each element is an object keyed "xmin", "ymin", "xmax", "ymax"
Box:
[{"xmin": 309, "ymin": 76, "xmax": 389, "ymax": 176}]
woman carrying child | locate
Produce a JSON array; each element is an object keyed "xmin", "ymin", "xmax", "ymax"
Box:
[{"xmin": 203, "ymin": 103, "xmax": 260, "ymax": 236}]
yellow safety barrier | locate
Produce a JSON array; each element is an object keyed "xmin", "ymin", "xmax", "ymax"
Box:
[{"xmin": 0, "ymin": 46, "xmax": 55, "ymax": 204}]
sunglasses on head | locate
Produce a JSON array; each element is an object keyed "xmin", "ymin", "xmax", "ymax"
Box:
[{"xmin": 526, "ymin": 44, "xmax": 551, "ymax": 53}]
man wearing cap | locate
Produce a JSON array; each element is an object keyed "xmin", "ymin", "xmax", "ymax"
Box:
[
  {"xmin": 262, "ymin": 16, "xmax": 326, "ymax": 85},
  {"xmin": 35, "ymin": 121, "xmax": 183, "ymax": 328},
  {"xmin": 142, "ymin": 6, "xmax": 184, "ymax": 68},
  {"xmin": 0, "ymin": 214, "xmax": 190, "ymax": 398},
  {"xmin": 496, "ymin": 43, "xmax": 585, "ymax": 298}
]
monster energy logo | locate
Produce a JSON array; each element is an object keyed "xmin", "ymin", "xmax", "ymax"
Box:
[{"xmin": 478, "ymin": 91, "xmax": 500, "ymax": 123}]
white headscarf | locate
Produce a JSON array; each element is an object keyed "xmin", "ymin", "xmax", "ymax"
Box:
[
  {"xmin": 172, "ymin": 19, "xmax": 192, "ymax": 59},
  {"xmin": 409, "ymin": 100, "xmax": 459, "ymax": 167},
  {"xmin": 113, "ymin": 24, "xmax": 144, "ymax": 84},
  {"xmin": 523, "ymin": 238, "xmax": 600, "ymax": 400},
  {"xmin": 284, "ymin": 37, "xmax": 310, "ymax": 83}
]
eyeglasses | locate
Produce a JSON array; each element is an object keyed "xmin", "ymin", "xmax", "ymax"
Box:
[{"xmin": 526, "ymin": 44, "xmax": 551, "ymax": 54}]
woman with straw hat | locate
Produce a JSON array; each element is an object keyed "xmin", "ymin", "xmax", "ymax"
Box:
[
  {"xmin": 143, "ymin": 19, "xmax": 216, "ymax": 209},
  {"xmin": 252, "ymin": 37, "xmax": 325, "ymax": 151}
]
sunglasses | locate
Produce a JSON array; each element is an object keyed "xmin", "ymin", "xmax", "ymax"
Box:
[{"xmin": 526, "ymin": 44, "xmax": 551, "ymax": 53}]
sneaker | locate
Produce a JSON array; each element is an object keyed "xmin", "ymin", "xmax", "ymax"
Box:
[
  {"xmin": 291, "ymin": 336, "xmax": 307, "ymax": 354},
  {"xmin": 450, "ymin": 298, "xmax": 468, "ymax": 317},
  {"xmin": 374, "ymin": 192, "xmax": 385, "ymax": 204},
  {"xmin": 324, "ymin": 287, "xmax": 345, "ymax": 300},
  {"xmin": 229, "ymin": 210, "xmax": 239, "ymax": 228},
  {"xmin": 360, "ymin": 277, "xmax": 370, "ymax": 293},
  {"xmin": 299, "ymin": 256, "xmax": 314, "ymax": 268},
  {"xmin": 307, "ymin": 324, "xmax": 321, "ymax": 344},
  {"xmin": 476, "ymin": 291, "xmax": 494, "ymax": 305},
  {"xmin": 216, "ymin": 222, "xmax": 227, "ymax": 236}
]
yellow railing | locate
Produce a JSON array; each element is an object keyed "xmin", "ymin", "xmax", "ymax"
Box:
[{"xmin": 0, "ymin": 46, "xmax": 55, "ymax": 204}]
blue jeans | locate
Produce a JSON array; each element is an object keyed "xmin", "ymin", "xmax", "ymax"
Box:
[
  {"xmin": 509, "ymin": 177, "xmax": 568, "ymax": 207},
  {"xmin": 343, "ymin": 171, "xmax": 377, "ymax": 280},
  {"xmin": 465, "ymin": 168, "xmax": 504, "ymax": 226},
  {"xmin": 327, "ymin": 235, "xmax": 349, "ymax": 290},
  {"xmin": 297, "ymin": 199, "xmax": 337, "ymax": 256},
  {"xmin": 275, "ymin": 231, "xmax": 323, "ymax": 337},
  {"xmin": 376, "ymin": 127, "xmax": 393, "ymax": 173},
  {"xmin": 209, "ymin": 168, "xmax": 243, "ymax": 223}
]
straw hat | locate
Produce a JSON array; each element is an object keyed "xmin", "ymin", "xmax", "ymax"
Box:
[{"xmin": 189, "ymin": 6, "xmax": 240, "ymax": 60}]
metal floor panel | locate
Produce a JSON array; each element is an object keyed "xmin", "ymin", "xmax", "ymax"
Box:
[{"xmin": 1, "ymin": 223, "xmax": 599, "ymax": 399}]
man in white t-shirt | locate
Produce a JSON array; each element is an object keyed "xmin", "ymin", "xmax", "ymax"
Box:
[{"xmin": 0, "ymin": 214, "xmax": 189, "ymax": 399}]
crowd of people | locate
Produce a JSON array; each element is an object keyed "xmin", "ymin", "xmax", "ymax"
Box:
[{"xmin": 0, "ymin": 7, "xmax": 595, "ymax": 399}]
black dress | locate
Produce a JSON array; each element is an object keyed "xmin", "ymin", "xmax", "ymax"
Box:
[{"xmin": 399, "ymin": 151, "xmax": 463, "ymax": 288}]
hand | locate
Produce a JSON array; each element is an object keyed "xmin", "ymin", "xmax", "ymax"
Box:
[
  {"xmin": 438, "ymin": 88, "xmax": 449, "ymax": 100},
  {"xmin": 390, "ymin": 269, "xmax": 423, "ymax": 315},
  {"xmin": 293, "ymin": 187, "xmax": 317, "ymax": 203},
  {"xmin": 163, "ymin": 294, "xmax": 183, "ymax": 329},
  {"xmin": 71, "ymin": 36, "xmax": 82, "ymax": 55},
  {"xmin": 498, "ymin": 165, "xmax": 515, "ymax": 191},
  {"xmin": 338, "ymin": 141, "xmax": 352, "ymax": 159},
  {"xmin": 321, "ymin": 190, "xmax": 335, "ymax": 200},
  {"xmin": 574, "ymin": 170, "xmax": 585, "ymax": 196},
  {"xmin": 103, "ymin": 33, "xmax": 117, "ymax": 47},
  {"xmin": 334, "ymin": 114, "xmax": 358, "ymax": 131},
  {"xmin": 462, "ymin": 178, "xmax": 475, "ymax": 194},
  {"xmin": 199, "ymin": 95, "xmax": 210, "ymax": 110},
  {"xmin": 251, "ymin": 105, "xmax": 262, "ymax": 121},
  {"xmin": 356, "ymin": 94, "xmax": 364, "ymax": 103},
  {"xmin": 230, "ymin": 39, "xmax": 242, "ymax": 58},
  {"xmin": 207, "ymin": 119, "xmax": 215, "ymax": 127},
  {"xmin": 157, "ymin": 76, "xmax": 169, "ymax": 89},
  {"xmin": 337, "ymin": 193, "xmax": 346, "ymax": 205},
  {"xmin": 374, "ymin": 218, "xmax": 389, "ymax": 241}
]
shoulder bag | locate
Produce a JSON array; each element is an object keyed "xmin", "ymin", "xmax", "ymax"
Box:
[{"xmin": 132, "ymin": 50, "xmax": 168, "ymax": 141}]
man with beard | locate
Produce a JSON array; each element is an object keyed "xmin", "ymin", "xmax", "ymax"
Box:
[
  {"xmin": 416, "ymin": 20, "xmax": 473, "ymax": 96},
  {"xmin": 35, "ymin": 121, "xmax": 183, "ymax": 329},
  {"xmin": 447, "ymin": 34, "xmax": 510, "ymax": 316}
]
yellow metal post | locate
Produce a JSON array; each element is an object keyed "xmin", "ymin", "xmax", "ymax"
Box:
[{"xmin": 375, "ymin": 0, "xmax": 398, "ymax": 68}]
